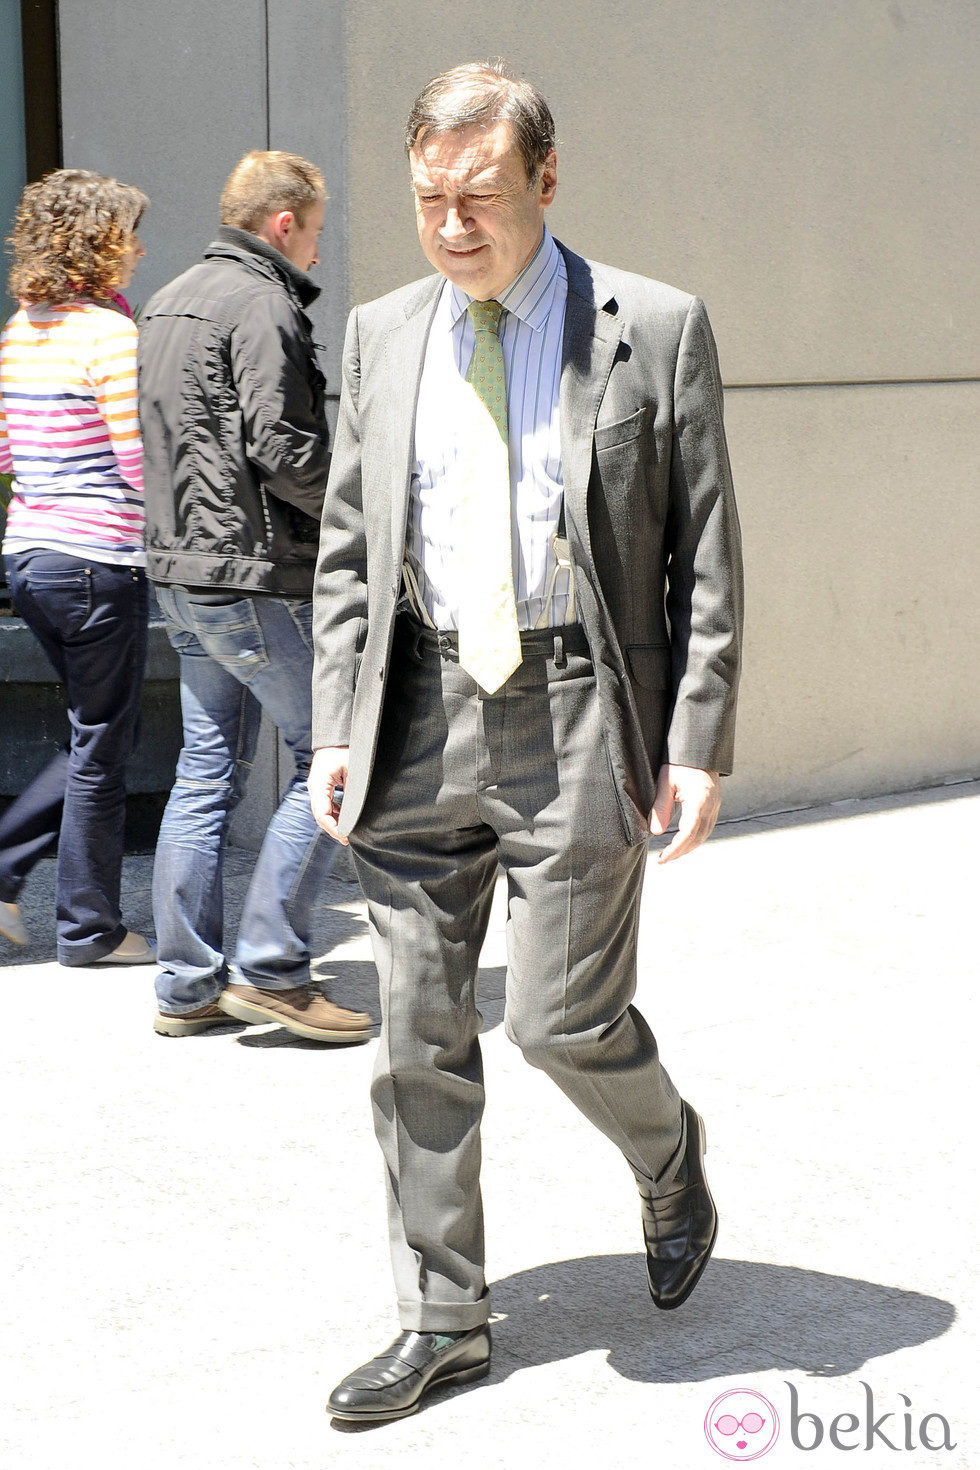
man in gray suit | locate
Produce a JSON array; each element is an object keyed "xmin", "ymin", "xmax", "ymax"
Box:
[{"xmin": 309, "ymin": 61, "xmax": 743, "ymax": 1423}]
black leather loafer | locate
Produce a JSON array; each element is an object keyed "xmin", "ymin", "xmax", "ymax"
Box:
[
  {"xmin": 327, "ymin": 1325, "xmax": 491, "ymax": 1423},
  {"xmin": 641, "ymin": 1101, "xmax": 718, "ymax": 1310}
]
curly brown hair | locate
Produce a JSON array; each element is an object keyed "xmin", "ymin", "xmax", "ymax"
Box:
[{"xmin": 7, "ymin": 168, "xmax": 149, "ymax": 305}]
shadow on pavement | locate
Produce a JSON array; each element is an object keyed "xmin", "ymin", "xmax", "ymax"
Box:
[
  {"xmin": 235, "ymin": 1028, "xmax": 370, "ymax": 1050},
  {"xmin": 0, "ymin": 857, "xmax": 372, "ymax": 966},
  {"xmin": 486, "ymin": 1255, "xmax": 956, "ymax": 1383},
  {"xmin": 301, "ymin": 958, "xmax": 508, "ymax": 1034}
]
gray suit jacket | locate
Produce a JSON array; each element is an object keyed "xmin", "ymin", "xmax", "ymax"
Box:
[{"xmin": 311, "ymin": 241, "xmax": 743, "ymax": 842}]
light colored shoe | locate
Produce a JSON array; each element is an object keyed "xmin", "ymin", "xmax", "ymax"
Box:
[
  {"xmin": 219, "ymin": 982, "xmax": 372, "ymax": 1042},
  {"xmin": 98, "ymin": 931, "xmax": 157, "ymax": 965},
  {"xmin": 154, "ymin": 1002, "xmax": 244, "ymax": 1037},
  {"xmin": 0, "ymin": 900, "xmax": 29, "ymax": 946}
]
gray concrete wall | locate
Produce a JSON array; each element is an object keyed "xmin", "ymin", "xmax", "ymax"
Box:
[
  {"xmin": 723, "ymin": 380, "xmax": 979, "ymax": 815},
  {"xmin": 52, "ymin": 2, "xmax": 980, "ymax": 821},
  {"xmin": 344, "ymin": 0, "xmax": 979, "ymax": 385},
  {"xmin": 343, "ymin": 0, "xmax": 980, "ymax": 814}
]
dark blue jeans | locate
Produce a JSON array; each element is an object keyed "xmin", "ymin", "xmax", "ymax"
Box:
[{"xmin": 0, "ymin": 550, "xmax": 148, "ymax": 963}]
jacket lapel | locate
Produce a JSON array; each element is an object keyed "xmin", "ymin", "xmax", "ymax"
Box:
[
  {"xmin": 386, "ymin": 279, "xmax": 442, "ymax": 569},
  {"xmin": 556, "ymin": 244, "xmax": 623, "ymax": 572}
]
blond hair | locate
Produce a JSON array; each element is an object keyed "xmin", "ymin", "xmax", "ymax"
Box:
[
  {"xmin": 219, "ymin": 150, "xmax": 325, "ymax": 231},
  {"xmin": 8, "ymin": 168, "xmax": 148, "ymax": 305}
]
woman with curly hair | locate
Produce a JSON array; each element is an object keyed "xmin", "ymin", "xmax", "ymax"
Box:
[{"xmin": 0, "ymin": 168, "xmax": 155, "ymax": 965}]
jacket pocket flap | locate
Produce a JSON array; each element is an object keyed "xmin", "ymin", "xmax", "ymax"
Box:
[
  {"xmin": 594, "ymin": 405, "xmax": 650, "ymax": 452},
  {"xmin": 625, "ymin": 643, "xmax": 670, "ymax": 689}
]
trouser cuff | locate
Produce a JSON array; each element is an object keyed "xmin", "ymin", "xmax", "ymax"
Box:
[
  {"xmin": 57, "ymin": 921, "xmax": 128, "ymax": 967},
  {"xmin": 237, "ymin": 975, "xmax": 311, "ymax": 993},
  {"xmin": 630, "ymin": 1100, "xmax": 688, "ymax": 1197},
  {"xmin": 398, "ymin": 1295, "xmax": 491, "ymax": 1332}
]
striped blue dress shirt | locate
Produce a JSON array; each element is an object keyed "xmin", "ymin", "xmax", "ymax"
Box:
[{"xmin": 406, "ymin": 227, "xmax": 572, "ymax": 630}]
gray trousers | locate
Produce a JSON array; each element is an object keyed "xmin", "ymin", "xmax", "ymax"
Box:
[{"xmin": 350, "ymin": 620, "xmax": 685, "ymax": 1331}]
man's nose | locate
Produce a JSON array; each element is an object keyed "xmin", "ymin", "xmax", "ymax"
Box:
[{"xmin": 440, "ymin": 204, "xmax": 470, "ymax": 240}]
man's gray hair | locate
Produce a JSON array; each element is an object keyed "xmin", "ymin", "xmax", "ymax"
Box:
[{"xmin": 405, "ymin": 61, "xmax": 556, "ymax": 181}]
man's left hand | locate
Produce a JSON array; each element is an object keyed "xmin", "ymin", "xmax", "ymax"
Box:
[{"xmin": 649, "ymin": 764, "xmax": 721, "ymax": 865}]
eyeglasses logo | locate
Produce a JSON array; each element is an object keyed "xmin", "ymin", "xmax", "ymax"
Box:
[{"xmin": 705, "ymin": 1389, "xmax": 780, "ymax": 1461}]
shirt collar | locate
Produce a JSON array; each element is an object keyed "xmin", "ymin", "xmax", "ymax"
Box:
[{"xmin": 446, "ymin": 227, "xmax": 564, "ymax": 333}]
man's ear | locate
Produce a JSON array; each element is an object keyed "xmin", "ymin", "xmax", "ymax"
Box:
[
  {"xmin": 255, "ymin": 210, "xmax": 294, "ymax": 252},
  {"xmin": 539, "ymin": 149, "xmax": 558, "ymax": 207},
  {"xmin": 274, "ymin": 210, "xmax": 296, "ymax": 243}
]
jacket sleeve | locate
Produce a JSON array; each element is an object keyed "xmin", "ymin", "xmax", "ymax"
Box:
[
  {"xmin": 311, "ymin": 307, "xmax": 367, "ymax": 749},
  {"xmin": 664, "ymin": 297, "xmax": 744, "ymax": 774},
  {"xmin": 229, "ymin": 290, "xmax": 330, "ymax": 522}
]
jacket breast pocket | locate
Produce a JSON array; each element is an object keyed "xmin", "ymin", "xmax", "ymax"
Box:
[
  {"xmin": 592, "ymin": 405, "xmax": 658, "ymax": 524},
  {"xmin": 593, "ymin": 404, "xmax": 651, "ymax": 453},
  {"xmin": 590, "ymin": 407, "xmax": 662, "ymax": 583}
]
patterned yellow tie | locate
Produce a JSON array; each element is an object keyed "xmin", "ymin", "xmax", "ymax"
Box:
[{"xmin": 456, "ymin": 299, "xmax": 522, "ymax": 693}]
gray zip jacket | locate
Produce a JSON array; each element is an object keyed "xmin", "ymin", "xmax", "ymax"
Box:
[{"xmin": 138, "ymin": 227, "xmax": 329, "ymax": 597}]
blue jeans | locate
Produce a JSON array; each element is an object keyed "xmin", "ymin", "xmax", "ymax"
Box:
[
  {"xmin": 152, "ymin": 587, "xmax": 337, "ymax": 1014},
  {"xmin": 0, "ymin": 550, "xmax": 147, "ymax": 963}
]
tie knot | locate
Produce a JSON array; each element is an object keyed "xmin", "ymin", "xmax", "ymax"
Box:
[{"xmin": 468, "ymin": 299, "xmax": 503, "ymax": 335}]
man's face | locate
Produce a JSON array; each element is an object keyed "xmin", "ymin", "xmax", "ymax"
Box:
[
  {"xmin": 277, "ymin": 197, "xmax": 325, "ymax": 271},
  {"xmin": 409, "ymin": 121, "xmax": 557, "ymax": 300}
]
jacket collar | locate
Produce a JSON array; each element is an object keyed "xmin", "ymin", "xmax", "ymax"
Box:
[
  {"xmin": 556, "ymin": 239, "xmax": 618, "ymax": 321},
  {"xmin": 203, "ymin": 226, "xmax": 321, "ymax": 308}
]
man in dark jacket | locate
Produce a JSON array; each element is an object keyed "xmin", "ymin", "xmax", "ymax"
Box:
[{"xmin": 139, "ymin": 150, "xmax": 370, "ymax": 1043}]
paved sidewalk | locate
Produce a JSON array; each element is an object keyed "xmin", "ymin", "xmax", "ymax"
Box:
[{"xmin": 1, "ymin": 781, "xmax": 976, "ymax": 1470}]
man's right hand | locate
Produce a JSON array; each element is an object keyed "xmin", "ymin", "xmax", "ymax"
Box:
[{"xmin": 308, "ymin": 746, "xmax": 350, "ymax": 845}]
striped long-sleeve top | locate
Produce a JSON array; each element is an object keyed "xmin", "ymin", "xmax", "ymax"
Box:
[{"xmin": 0, "ymin": 299, "xmax": 145, "ymax": 565}]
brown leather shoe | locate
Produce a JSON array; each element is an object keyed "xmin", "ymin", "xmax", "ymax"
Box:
[
  {"xmin": 641, "ymin": 1101, "xmax": 718, "ymax": 1310},
  {"xmin": 153, "ymin": 1002, "xmax": 245, "ymax": 1037},
  {"xmin": 219, "ymin": 982, "xmax": 372, "ymax": 1042}
]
